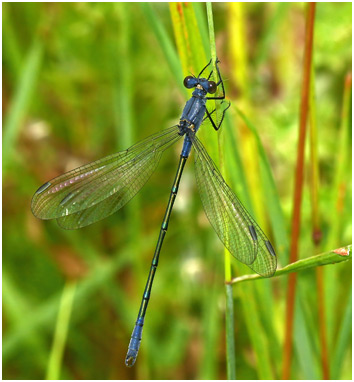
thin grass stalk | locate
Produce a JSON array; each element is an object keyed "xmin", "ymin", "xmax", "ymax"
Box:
[
  {"xmin": 309, "ymin": 61, "xmax": 329, "ymax": 379},
  {"xmin": 282, "ymin": 4, "xmax": 316, "ymax": 379},
  {"xmin": 206, "ymin": 3, "xmax": 236, "ymax": 379},
  {"xmin": 46, "ymin": 281, "xmax": 77, "ymax": 380},
  {"xmin": 206, "ymin": 2, "xmax": 221, "ymax": 137}
]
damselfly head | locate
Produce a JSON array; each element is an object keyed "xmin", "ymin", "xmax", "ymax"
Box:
[{"xmin": 183, "ymin": 76, "xmax": 217, "ymax": 94}]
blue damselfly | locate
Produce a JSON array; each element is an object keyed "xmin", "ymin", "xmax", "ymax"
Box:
[{"xmin": 31, "ymin": 60, "xmax": 277, "ymax": 367}]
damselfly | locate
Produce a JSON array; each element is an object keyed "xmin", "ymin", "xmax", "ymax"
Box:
[{"xmin": 31, "ymin": 60, "xmax": 277, "ymax": 367}]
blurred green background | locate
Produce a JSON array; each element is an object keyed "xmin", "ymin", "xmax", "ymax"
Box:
[{"xmin": 3, "ymin": 2, "xmax": 352, "ymax": 380}]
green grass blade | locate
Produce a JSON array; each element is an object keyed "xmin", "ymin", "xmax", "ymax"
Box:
[
  {"xmin": 207, "ymin": 3, "xmax": 236, "ymax": 379},
  {"xmin": 2, "ymin": 4, "xmax": 23, "ymax": 80},
  {"xmin": 46, "ymin": 281, "xmax": 77, "ymax": 380},
  {"xmin": 170, "ymin": 3, "xmax": 206, "ymax": 75},
  {"xmin": 324, "ymin": 73, "xmax": 352, "ymax": 354},
  {"xmin": 231, "ymin": 245, "xmax": 352, "ymax": 284},
  {"xmin": 233, "ymin": 105, "xmax": 289, "ymax": 263},
  {"xmin": 2, "ymin": 240, "xmax": 136, "ymax": 360},
  {"xmin": 254, "ymin": 4, "xmax": 289, "ymax": 68},
  {"xmin": 225, "ymin": 284, "xmax": 236, "ymax": 379},
  {"xmin": 293, "ymin": 289, "xmax": 318, "ymax": 379},
  {"xmin": 199, "ymin": 266, "xmax": 222, "ymax": 379},
  {"xmin": 184, "ymin": 3, "xmax": 207, "ymax": 71},
  {"xmin": 169, "ymin": 2, "xmax": 189, "ymax": 77},
  {"xmin": 326, "ymin": 73, "xmax": 352, "ymax": 249},
  {"xmin": 140, "ymin": 3, "xmax": 183, "ymax": 88},
  {"xmin": 224, "ymin": 115, "xmax": 254, "ymax": 211},
  {"xmin": 331, "ymin": 289, "xmax": 352, "ymax": 379},
  {"xmin": 192, "ymin": 2, "xmax": 209, "ymax": 57},
  {"xmin": 239, "ymin": 283, "xmax": 274, "ymax": 379},
  {"xmin": 3, "ymin": 271, "xmax": 48, "ymax": 367},
  {"xmin": 3, "ymin": 38, "xmax": 43, "ymax": 173}
]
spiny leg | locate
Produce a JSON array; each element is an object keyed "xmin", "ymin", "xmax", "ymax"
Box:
[
  {"xmin": 197, "ymin": 59, "xmax": 212, "ymax": 78},
  {"xmin": 206, "ymin": 59, "xmax": 227, "ymax": 101},
  {"xmin": 205, "ymin": 101, "xmax": 231, "ymax": 131}
]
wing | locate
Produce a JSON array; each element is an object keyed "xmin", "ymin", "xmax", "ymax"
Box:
[
  {"xmin": 56, "ymin": 185, "xmax": 130, "ymax": 229},
  {"xmin": 192, "ymin": 135, "xmax": 277, "ymax": 277},
  {"xmin": 31, "ymin": 125, "xmax": 182, "ymax": 229}
]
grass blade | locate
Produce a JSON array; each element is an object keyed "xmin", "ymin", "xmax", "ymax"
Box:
[
  {"xmin": 324, "ymin": 72, "xmax": 352, "ymax": 353},
  {"xmin": 169, "ymin": 2, "xmax": 190, "ymax": 77},
  {"xmin": 224, "ymin": 284, "xmax": 236, "ymax": 378},
  {"xmin": 46, "ymin": 281, "xmax": 77, "ymax": 380},
  {"xmin": 207, "ymin": 3, "xmax": 236, "ymax": 379},
  {"xmin": 233, "ymin": 106, "xmax": 289, "ymax": 262},
  {"xmin": 191, "ymin": 3, "xmax": 209, "ymax": 57},
  {"xmin": 2, "ymin": 4, "xmax": 23, "ymax": 80},
  {"xmin": 231, "ymin": 245, "xmax": 352, "ymax": 284},
  {"xmin": 140, "ymin": 3, "xmax": 182, "ymax": 89},
  {"xmin": 3, "ymin": 38, "xmax": 43, "ymax": 173},
  {"xmin": 331, "ymin": 289, "xmax": 352, "ymax": 379},
  {"xmin": 293, "ymin": 288, "xmax": 318, "ymax": 379}
]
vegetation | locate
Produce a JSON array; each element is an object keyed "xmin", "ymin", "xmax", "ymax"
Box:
[{"xmin": 3, "ymin": 3, "xmax": 352, "ymax": 379}]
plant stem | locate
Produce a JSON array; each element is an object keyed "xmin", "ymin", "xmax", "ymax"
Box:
[
  {"xmin": 206, "ymin": 3, "xmax": 236, "ymax": 379},
  {"xmin": 282, "ymin": 3, "xmax": 316, "ymax": 379}
]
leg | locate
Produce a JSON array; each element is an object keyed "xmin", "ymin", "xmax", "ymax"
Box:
[
  {"xmin": 206, "ymin": 59, "xmax": 226, "ymax": 100},
  {"xmin": 197, "ymin": 59, "xmax": 212, "ymax": 78},
  {"xmin": 205, "ymin": 101, "xmax": 231, "ymax": 131}
]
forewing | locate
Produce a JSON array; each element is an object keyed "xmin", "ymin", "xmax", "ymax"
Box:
[
  {"xmin": 56, "ymin": 147, "xmax": 167, "ymax": 229},
  {"xmin": 32, "ymin": 125, "xmax": 182, "ymax": 225},
  {"xmin": 192, "ymin": 136, "xmax": 277, "ymax": 277}
]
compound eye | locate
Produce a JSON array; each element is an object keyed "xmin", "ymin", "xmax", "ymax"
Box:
[
  {"xmin": 207, "ymin": 81, "xmax": 217, "ymax": 94},
  {"xmin": 183, "ymin": 76, "xmax": 195, "ymax": 89}
]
